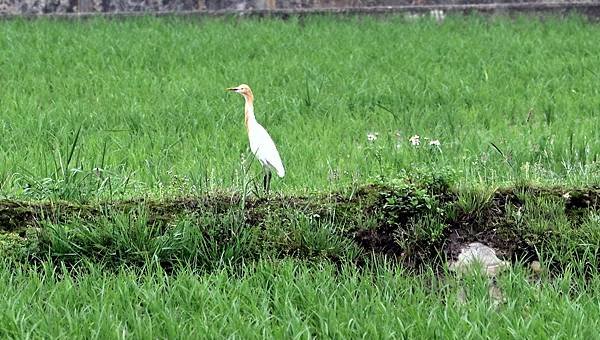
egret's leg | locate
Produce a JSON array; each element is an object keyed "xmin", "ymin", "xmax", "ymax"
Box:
[
  {"xmin": 263, "ymin": 173, "xmax": 268, "ymax": 193},
  {"xmin": 266, "ymin": 171, "xmax": 272, "ymax": 194}
]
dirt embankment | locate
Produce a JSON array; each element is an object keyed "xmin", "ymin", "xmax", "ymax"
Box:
[{"xmin": 1, "ymin": 183, "xmax": 599, "ymax": 272}]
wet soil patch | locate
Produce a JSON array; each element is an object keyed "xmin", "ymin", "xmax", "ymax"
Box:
[{"xmin": 445, "ymin": 190, "xmax": 531, "ymax": 264}]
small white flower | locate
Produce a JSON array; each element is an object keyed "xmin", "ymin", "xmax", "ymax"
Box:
[
  {"xmin": 409, "ymin": 135, "xmax": 420, "ymax": 146},
  {"xmin": 429, "ymin": 140, "xmax": 441, "ymax": 147},
  {"xmin": 367, "ymin": 132, "xmax": 379, "ymax": 142}
]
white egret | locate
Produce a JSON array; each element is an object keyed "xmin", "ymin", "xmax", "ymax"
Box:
[{"xmin": 226, "ymin": 84, "xmax": 285, "ymax": 193}]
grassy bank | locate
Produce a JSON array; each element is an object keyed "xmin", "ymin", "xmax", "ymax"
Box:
[{"xmin": 1, "ymin": 172, "xmax": 598, "ymax": 275}]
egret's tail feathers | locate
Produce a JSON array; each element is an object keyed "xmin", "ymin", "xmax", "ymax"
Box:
[
  {"xmin": 276, "ymin": 167, "xmax": 285, "ymax": 178},
  {"xmin": 265, "ymin": 158, "xmax": 285, "ymax": 178},
  {"xmin": 259, "ymin": 144, "xmax": 285, "ymax": 177}
]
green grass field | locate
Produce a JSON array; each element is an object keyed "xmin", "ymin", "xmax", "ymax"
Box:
[
  {"xmin": 2, "ymin": 260, "xmax": 600, "ymax": 338},
  {"xmin": 1, "ymin": 14, "xmax": 599, "ymax": 200},
  {"xmin": 1, "ymin": 14, "xmax": 600, "ymax": 338}
]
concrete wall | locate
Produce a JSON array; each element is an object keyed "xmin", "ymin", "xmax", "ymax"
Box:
[{"xmin": 0, "ymin": 0, "xmax": 596, "ymax": 15}]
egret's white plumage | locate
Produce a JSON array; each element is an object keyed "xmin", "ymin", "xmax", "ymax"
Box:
[
  {"xmin": 247, "ymin": 119, "xmax": 286, "ymax": 178},
  {"xmin": 227, "ymin": 84, "xmax": 284, "ymax": 191}
]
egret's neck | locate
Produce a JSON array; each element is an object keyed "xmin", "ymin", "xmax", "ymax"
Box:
[{"xmin": 244, "ymin": 94, "xmax": 256, "ymax": 129}]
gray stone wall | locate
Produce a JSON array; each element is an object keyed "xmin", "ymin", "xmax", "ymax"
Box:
[{"xmin": 0, "ymin": 0, "xmax": 597, "ymax": 15}]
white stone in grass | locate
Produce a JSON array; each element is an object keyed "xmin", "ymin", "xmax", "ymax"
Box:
[
  {"xmin": 451, "ymin": 243, "xmax": 508, "ymax": 307},
  {"xmin": 450, "ymin": 242, "xmax": 509, "ymax": 277}
]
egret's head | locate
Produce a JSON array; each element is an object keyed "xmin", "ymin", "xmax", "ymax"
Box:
[{"xmin": 226, "ymin": 84, "xmax": 253, "ymax": 99}]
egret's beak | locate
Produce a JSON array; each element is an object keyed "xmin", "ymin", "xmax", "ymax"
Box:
[{"xmin": 226, "ymin": 87, "xmax": 239, "ymax": 92}]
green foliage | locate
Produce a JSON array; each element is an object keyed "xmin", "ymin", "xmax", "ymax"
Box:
[
  {"xmin": 454, "ymin": 187, "xmax": 496, "ymax": 217},
  {"xmin": 375, "ymin": 168, "xmax": 454, "ymax": 257},
  {"xmin": 381, "ymin": 166, "xmax": 454, "ymax": 220},
  {"xmin": 0, "ymin": 259, "xmax": 600, "ymax": 338},
  {"xmin": 510, "ymin": 194, "xmax": 600, "ymax": 273},
  {"xmin": 29, "ymin": 202, "xmax": 364, "ymax": 270},
  {"xmin": 0, "ymin": 232, "xmax": 29, "ymax": 260},
  {"xmin": 395, "ymin": 214, "xmax": 446, "ymax": 255},
  {"xmin": 34, "ymin": 208, "xmax": 260, "ymax": 271}
]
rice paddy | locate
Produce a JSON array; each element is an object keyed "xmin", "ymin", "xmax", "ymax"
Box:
[{"xmin": 0, "ymin": 14, "xmax": 599, "ymax": 338}]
